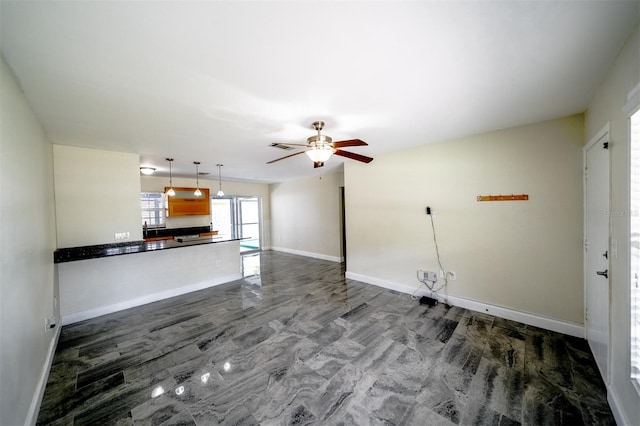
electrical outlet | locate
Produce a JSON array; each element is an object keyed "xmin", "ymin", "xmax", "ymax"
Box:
[
  {"xmin": 418, "ymin": 270, "xmax": 437, "ymax": 282},
  {"xmin": 114, "ymin": 232, "xmax": 131, "ymax": 241},
  {"xmin": 440, "ymin": 270, "xmax": 457, "ymax": 280}
]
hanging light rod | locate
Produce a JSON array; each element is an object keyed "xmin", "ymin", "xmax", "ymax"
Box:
[
  {"xmin": 165, "ymin": 158, "xmax": 175, "ymax": 196},
  {"xmin": 193, "ymin": 161, "xmax": 202, "ymax": 197},
  {"xmin": 216, "ymin": 164, "xmax": 224, "ymax": 197}
]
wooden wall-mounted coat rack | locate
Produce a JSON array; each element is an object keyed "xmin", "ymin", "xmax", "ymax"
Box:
[{"xmin": 476, "ymin": 194, "xmax": 529, "ymax": 202}]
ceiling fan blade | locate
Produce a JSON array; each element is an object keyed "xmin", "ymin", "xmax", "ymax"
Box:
[
  {"xmin": 332, "ymin": 138, "xmax": 368, "ymax": 148},
  {"xmin": 272, "ymin": 143, "xmax": 309, "ymax": 147},
  {"xmin": 334, "ymin": 149, "xmax": 374, "ymax": 163},
  {"xmin": 266, "ymin": 151, "xmax": 306, "ymax": 164}
]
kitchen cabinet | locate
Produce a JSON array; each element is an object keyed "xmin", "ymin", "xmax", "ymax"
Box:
[{"xmin": 165, "ymin": 187, "xmax": 210, "ymax": 217}]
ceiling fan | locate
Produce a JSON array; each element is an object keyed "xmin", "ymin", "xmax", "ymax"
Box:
[{"xmin": 267, "ymin": 121, "xmax": 374, "ymax": 168}]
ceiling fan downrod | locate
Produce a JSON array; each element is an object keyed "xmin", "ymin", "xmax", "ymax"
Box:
[{"xmin": 308, "ymin": 120, "xmax": 332, "ymax": 148}]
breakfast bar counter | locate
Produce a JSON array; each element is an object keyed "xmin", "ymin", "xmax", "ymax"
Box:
[
  {"xmin": 55, "ymin": 237, "xmax": 244, "ymax": 325},
  {"xmin": 54, "ymin": 236, "xmax": 244, "ymax": 263}
]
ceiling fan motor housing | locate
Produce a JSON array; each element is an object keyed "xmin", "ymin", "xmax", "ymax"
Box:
[{"xmin": 307, "ymin": 134, "xmax": 333, "ymax": 149}]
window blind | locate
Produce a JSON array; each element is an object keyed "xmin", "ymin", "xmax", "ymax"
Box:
[{"xmin": 141, "ymin": 192, "xmax": 166, "ymax": 228}]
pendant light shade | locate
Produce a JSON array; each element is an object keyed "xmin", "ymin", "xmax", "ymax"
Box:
[
  {"xmin": 193, "ymin": 161, "xmax": 202, "ymax": 197},
  {"xmin": 166, "ymin": 158, "xmax": 176, "ymax": 197},
  {"xmin": 216, "ymin": 164, "xmax": 224, "ymax": 197}
]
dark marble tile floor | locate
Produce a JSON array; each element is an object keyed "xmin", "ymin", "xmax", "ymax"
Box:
[{"xmin": 38, "ymin": 251, "xmax": 614, "ymax": 425}]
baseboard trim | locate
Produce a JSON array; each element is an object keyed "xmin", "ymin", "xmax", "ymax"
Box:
[
  {"xmin": 61, "ymin": 273, "xmax": 241, "ymax": 325},
  {"xmin": 27, "ymin": 318, "xmax": 61, "ymax": 425},
  {"xmin": 608, "ymin": 383, "xmax": 630, "ymax": 426},
  {"xmin": 271, "ymin": 246, "xmax": 343, "ymax": 263},
  {"xmin": 345, "ymin": 271, "xmax": 584, "ymax": 338}
]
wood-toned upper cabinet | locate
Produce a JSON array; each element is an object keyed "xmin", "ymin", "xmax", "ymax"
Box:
[{"xmin": 165, "ymin": 187, "xmax": 210, "ymax": 216}]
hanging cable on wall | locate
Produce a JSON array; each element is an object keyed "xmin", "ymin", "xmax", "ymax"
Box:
[{"xmin": 413, "ymin": 207, "xmax": 449, "ymax": 304}]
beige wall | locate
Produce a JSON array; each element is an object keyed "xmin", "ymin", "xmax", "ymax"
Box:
[
  {"xmin": 345, "ymin": 115, "xmax": 584, "ymax": 324},
  {"xmin": 53, "ymin": 145, "xmax": 143, "ymax": 247},
  {"xmin": 141, "ymin": 175, "xmax": 272, "ymax": 248},
  {"xmin": 270, "ymin": 170, "xmax": 344, "ymax": 261},
  {"xmin": 585, "ymin": 24, "xmax": 639, "ymax": 426},
  {"xmin": 0, "ymin": 57, "xmax": 58, "ymax": 425}
]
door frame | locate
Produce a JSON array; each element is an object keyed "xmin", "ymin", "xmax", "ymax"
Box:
[
  {"xmin": 210, "ymin": 195, "xmax": 262, "ymax": 253},
  {"xmin": 236, "ymin": 196, "xmax": 262, "ymax": 253},
  {"xmin": 583, "ymin": 122, "xmax": 611, "ymax": 383},
  {"xmin": 340, "ymin": 186, "xmax": 346, "ymax": 265}
]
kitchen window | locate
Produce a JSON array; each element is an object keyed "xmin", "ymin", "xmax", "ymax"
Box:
[{"xmin": 141, "ymin": 192, "xmax": 165, "ymax": 228}]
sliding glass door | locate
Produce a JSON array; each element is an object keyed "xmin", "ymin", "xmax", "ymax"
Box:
[
  {"xmin": 237, "ymin": 197, "xmax": 261, "ymax": 252},
  {"xmin": 211, "ymin": 196, "xmax": 261, "ymax": 253},
  {"xmin": 211, "ymin": 198, "xmax": 234, "ymax": 240}
]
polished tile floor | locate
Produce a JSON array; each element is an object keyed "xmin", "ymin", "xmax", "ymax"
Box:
[{"xmin": 38, "ymin": 251, "xmax": 614, "ymax": 425}]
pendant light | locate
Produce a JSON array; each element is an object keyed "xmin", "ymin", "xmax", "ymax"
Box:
[
  {"xmin": 166, "ymin": 158, "xmax": 176, "ymax": 197},
  {"xmin": 216, "ymin": 164, "xmax": 224, "ymax": 197},
  {"xmin": 193, "ymin": 161, "xmax": 202, "ymax": 197}
]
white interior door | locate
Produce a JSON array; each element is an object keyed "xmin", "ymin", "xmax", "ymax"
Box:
[{"xmin": 584, "ymin": 126, "xmax": 610, "ymax": 382}]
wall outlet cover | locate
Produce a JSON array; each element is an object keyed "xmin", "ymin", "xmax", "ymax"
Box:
[{"xmin": 418, "ymin": 270, "xmax": 437, "ymax": 282}]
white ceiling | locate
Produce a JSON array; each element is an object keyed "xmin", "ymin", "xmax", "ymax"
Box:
[{"xmin": 1, "ymin": 1, "xmax": 638, "ymax": 183}]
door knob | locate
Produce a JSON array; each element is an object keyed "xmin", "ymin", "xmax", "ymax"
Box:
[{"xmin": 596, "ymin": 269, "xmax": 608, "ymax": 279}]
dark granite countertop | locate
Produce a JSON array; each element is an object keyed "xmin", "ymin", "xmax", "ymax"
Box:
[{"xmin": 54, "ymin": 236, "xmax": 244, "ymax": 263}]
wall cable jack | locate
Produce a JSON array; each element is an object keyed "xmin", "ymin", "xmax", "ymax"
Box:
[{"xmin": 45, "ymin": 317, "xmax": 56, "ymax": 330}]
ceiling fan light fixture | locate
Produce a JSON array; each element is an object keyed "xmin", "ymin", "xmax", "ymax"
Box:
[
  {"xmin": 305, "ymin": 146, "xmax": 333, "ymax": 163},
  {"xmin": 267, "ymin": 120, "xmax": 373, "ymax": 168}
]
